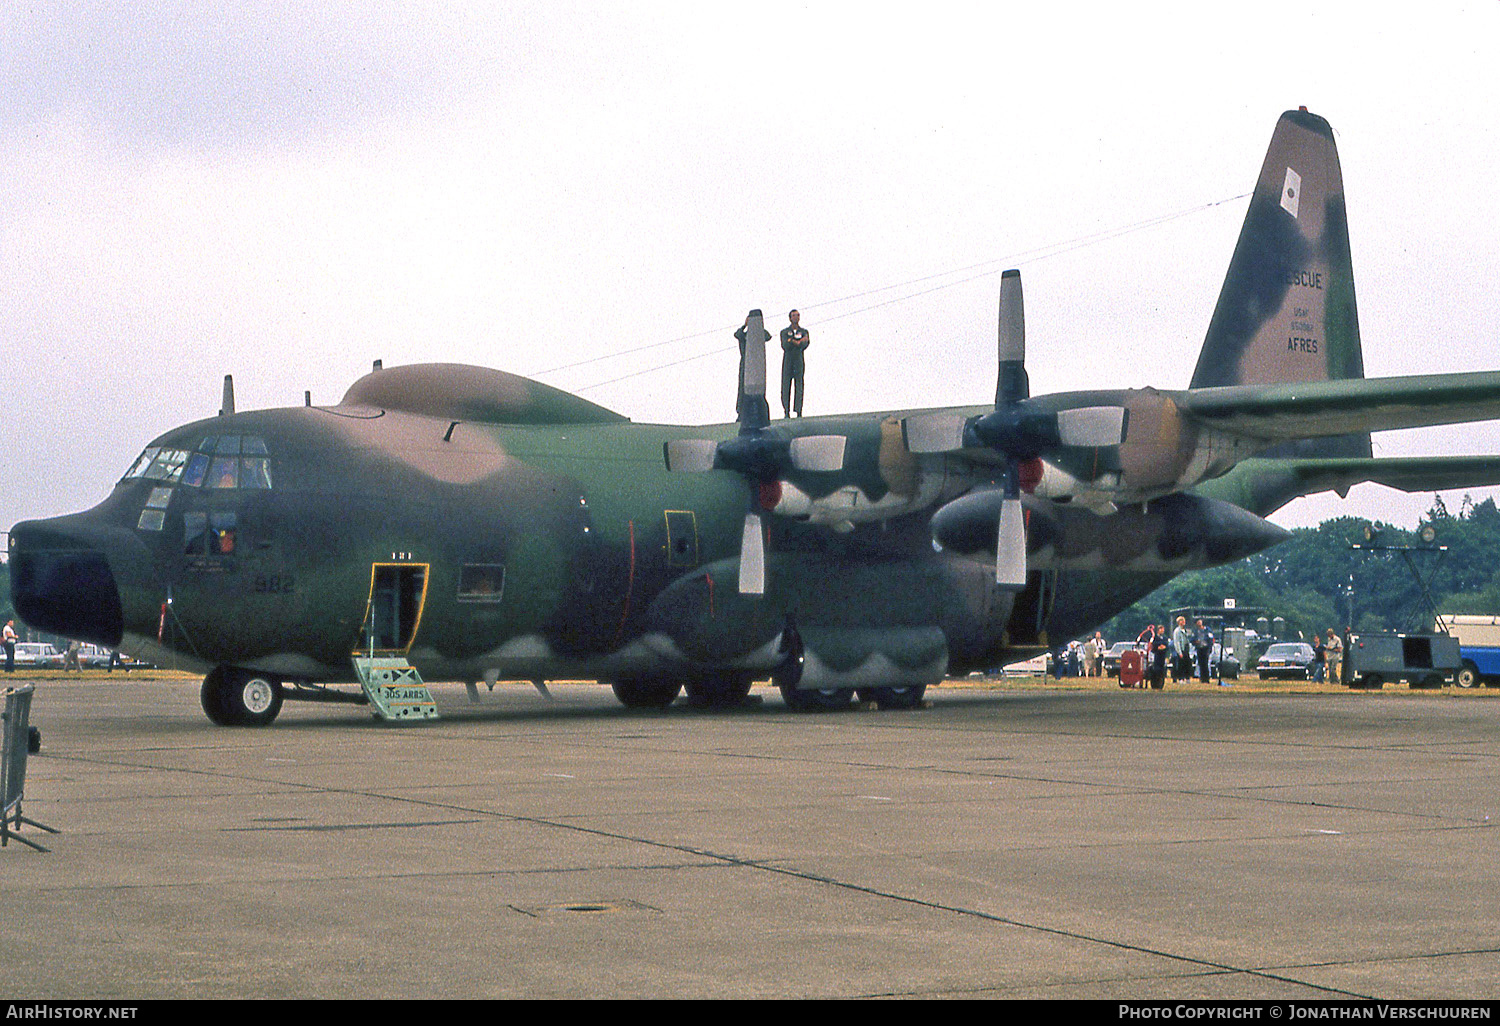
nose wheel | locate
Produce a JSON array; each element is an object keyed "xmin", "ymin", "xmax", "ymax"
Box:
[{"xmin": 201, "ymin": 666, "xmax": 284, "ymax": 726}]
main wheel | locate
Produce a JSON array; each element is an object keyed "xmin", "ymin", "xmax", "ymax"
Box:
[
  {"xmin": 780, "ymin": 684, "xmax": 853, "ymax": 712},
  {"xmin": 202, "ymin": 667, "xmax": 284, "ymax": 726},
  {"xmin": 1457, "ymin": 663, "xmax": 1481, "ymax": 689},
  {"xmin": 201, "ymin": 667, "xmax": 237, "ymax": 725},
  {"xmin": 610, "ymin": 678, "xmax": 682, "ymax": 710},
  {"xmin": 1357, "ymin": 673, "xmax": 1383, "ymax": 690},
  {"xmin": 857, "ymin": 684, "xmax": 927, "ymax": 710},
  {"xmin": 684, "ymin": 674, "xmax": 754, "ymax": 709}
]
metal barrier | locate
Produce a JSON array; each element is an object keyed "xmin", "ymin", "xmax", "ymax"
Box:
[{"xmin": 2, "ymin": 685, "xmax": 57, "ymax": 851}]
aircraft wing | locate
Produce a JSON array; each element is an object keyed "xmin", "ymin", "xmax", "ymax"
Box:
[{"xmin": 1179, "ymin": 371, "xmax": 1500, "ymax": 439}]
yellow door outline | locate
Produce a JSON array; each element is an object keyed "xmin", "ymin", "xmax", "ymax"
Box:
[{"xmin": 356, "ymin": 562, "xmax": 432, "ymax": 656}]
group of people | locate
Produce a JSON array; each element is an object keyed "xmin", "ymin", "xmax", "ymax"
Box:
[
  {"xmin": 1054, "ymin": 616, "xmax": 1223, "ymax": 690},
  {"xmin": 1057, "ymin": 619, "xmax": 1352, "ymax": 689},
  {"xmin": 735, "ymin": 309, "xmax": 811, "ymax": 419},
  {"xmin": 1127, "ymin": 617, "xmax": 1221, "ymax": 690},
  {"xmin": 1056, "ymin": 632, "xmax": 1110, "ymax": 677}
]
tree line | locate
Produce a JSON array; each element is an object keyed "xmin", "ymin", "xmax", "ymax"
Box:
[{"xmin": 1100, "ymin": 495, "xmax": 1500, "ymax": 644}]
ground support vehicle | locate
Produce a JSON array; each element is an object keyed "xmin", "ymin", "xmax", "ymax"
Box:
[
  {"xmin": 1345, "ymin": 632, "xmax": 1460, "ymax": 689},
  {"xmin": 1435, "ymin": 615, "xmax": 1500, "ymax": 688},
  {"xmin": 1456, "ymin": 647, "xmax": 1500, "ymax": 688}
]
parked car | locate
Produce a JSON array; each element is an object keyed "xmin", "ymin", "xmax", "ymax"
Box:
[
  {"xmin": 1257, "ymin": 641, "xmax": 1316, "ymax": 679},
  {"xmin": 77, "ymin": 643, "xmax": 114, "ymax": 668},
  {"xmin": 12, "ymin": 642, "xmax": 63, "ymax": 669}
]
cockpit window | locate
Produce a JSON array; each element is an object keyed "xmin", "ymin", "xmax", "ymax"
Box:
[
  {"xmin": 181, "ymin": 453, "xmax": 210, "ymax": 488},
  {"xmin": 123, "ymin": 447, "xmax": 190, "ymax": 484},
  {"xmin": 208, "ymin": 457, "xmax": 239, "ymax": 489},
  {"xmin": 127, "ymin": 435, "xmax": 273, "ymax": 489},
  {"xmin": 241, "ymin": 457, "xmax": 272, "ymax": 489},
  {"xmin": 177, "ymin": 435, "xmax": 275, "ymax": 489},
  {"xmin": 184, "ymin": 511, "xmax": 239, "ymax": 556}
]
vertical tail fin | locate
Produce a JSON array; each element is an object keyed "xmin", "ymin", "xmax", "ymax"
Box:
[{"xmin": 1194, "ymin": 108, "xmax": 1370, "ymax": 459}]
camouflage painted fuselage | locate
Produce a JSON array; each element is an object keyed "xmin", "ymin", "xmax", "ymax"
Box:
[
  {"xmin": 10, "ymin": 359, "xmax": 1310, "ymax": 691},
  {"xmin": 17, "ymin": 108, "xmax": 1500, "ymax": 703}
]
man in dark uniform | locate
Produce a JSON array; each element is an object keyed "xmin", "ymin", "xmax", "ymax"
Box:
[
  {"xmin": 1148, "ymin": 624, "xmax": 1171, "ymax": 690},
  {"xmin": 1193, "ymin": 619, "xmax": 1214, "ymax": 682},
  {"xmin": 780, "ymin": 309, "xmax": 809, "ymax": 418}
]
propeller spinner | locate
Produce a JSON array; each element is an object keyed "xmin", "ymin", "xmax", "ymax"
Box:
[{"xmin": 663, "ymin": 309, "xmax": 846, "ymax": 595}]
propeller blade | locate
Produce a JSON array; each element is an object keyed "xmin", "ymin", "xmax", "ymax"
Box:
[
  {"xmin": 663, "ymin": 438, "xmax": 719, "ymax": 472},
  {"xmin": 738, "ymin": 512, "xmax": 766, "ymax": 595},
  {"xmin": 788, "ymin": 435, "xmax": 847, "ymax": 472},
  {"xmin": 741, "ymin": 309, "xmax": 767, "ymax": 400},
  {"xmin": 902, "ymin": 412, "xmax": 968, "ymax": 454},
  {"xmin": 1056, "ymin": 406, "xmax": 1128, "ymax": 447},
  {"xmin": 995, "ymin": 495, "xmax": 1027, "ymax": 587},
  {"xmin": 996, "ymin": 269, "xmax": 1028, "ymax": 405}
]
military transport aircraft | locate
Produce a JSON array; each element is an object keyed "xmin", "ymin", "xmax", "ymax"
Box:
[{"xmin": 13, "ymin": 108, "xmax": 1500, "ymax": 725}]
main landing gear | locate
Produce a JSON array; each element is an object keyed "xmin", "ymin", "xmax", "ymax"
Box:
[{"xmin": 202, "ymin": 666, "xmax": 284, "ymax": 726}]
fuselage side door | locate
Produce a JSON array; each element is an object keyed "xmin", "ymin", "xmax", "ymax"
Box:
[{"xmin": 359, "ymin": 563, "xmax": 430, "ymax": 655}]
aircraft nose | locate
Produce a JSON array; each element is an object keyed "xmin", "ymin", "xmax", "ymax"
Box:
[{"xmin": 8, "ymin": 518, "xmax": 139, "ymax": 647}]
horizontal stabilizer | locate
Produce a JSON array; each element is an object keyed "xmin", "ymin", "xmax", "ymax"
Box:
[
  {"xmin": 1282, "ymin": 455, "xmax": 1500, "ymax": 496},
  {"xmin": 1181, "ymin": 370, "xmax": 1500, "ymax": 440}
]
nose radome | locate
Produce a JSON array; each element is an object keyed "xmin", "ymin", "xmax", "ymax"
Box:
[{"xmin": 9, "ymin": 519, "xmax": 132, "ymax": 647}]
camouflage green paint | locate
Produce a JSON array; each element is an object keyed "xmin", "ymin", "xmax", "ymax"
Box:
[{"xmin": 15, "ymin": 108, "xmax": 1500, "ymax": 706}]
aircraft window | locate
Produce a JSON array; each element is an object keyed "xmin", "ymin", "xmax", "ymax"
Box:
[
  {"xmin": 184, "ymin": 511, "xmax": 207, "ymax": 555},
  {"xmin": 144, "ymin": 449, "xmax": 188, "ymax": 483},
  {"xmin": 126, "ymin": 448, "xmax": 160, "ymax": 479},
  {"xmin": 186, "ymin": 511, "xmax": 239, "ymax": 555},
  {"xmin": 137, "ymin": 509, "xmax": 165, "ymax": 532},
  {"xmin": 212, "ymin": 512, "xmax": 238, "ymax": 555},
  {"xmin": 243, "ymin": 436, "xmax": 268, "ymax": 455},
  {"xmin": 457, "ymin": 564, "xmax": 506, "ymax": 602},
  {"xmin": 208, "ymin": 457, "xmax": 239, "ymax": 489},
  {"xmin": 214, "ymin": 435, "xmax": 242, "ymax": 455},
  {"xmin": 145, "ymin": 487, "xmax": 173, "ymax": 510},
  {"xmin": 241, "ymin": 457, "xmax": 272, "ymax": 489},
  {"xmin": 181, "ymin": 453, "xmax": 209, "ymax": 488}
]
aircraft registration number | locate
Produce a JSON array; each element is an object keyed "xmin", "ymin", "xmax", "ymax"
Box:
[{"xmin": 254, "ymin": 574, "xmax": 296, "ymax": 595}]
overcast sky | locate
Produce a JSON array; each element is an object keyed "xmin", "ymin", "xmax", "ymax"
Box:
[{"xmin": 4, "ymin": 2, "xmax": 1499, "ymax": 541}]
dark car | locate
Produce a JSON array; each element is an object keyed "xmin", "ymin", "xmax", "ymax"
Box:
[{"xmin": 1257, "ymin": 642, "xmax": 1316, "ymax": 679}]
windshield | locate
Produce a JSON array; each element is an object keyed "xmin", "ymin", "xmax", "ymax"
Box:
[
  {"xmin": 1264, "ymin": 644, "xmax": 1303, "ymax": 658},
  {"xmin": 124, "ymin": 434, "xmax": 273, "ymax": 490}
]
